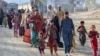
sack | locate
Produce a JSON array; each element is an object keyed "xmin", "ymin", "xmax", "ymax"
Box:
[{"xmin": 59, "ymin": 42, "xmax": 63, "ymax": 47}]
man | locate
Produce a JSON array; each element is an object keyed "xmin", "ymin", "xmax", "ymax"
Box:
[
  {"xmin": 47, "ymin": 5, "xmax": 55, "ymax": 25},
  {"xmin": 0, "ymin": 8, "xmax": 4, "ymax": 26},
  {"xmin": 56, "ymin": 6, "xmax": 64, "ymax": 25},
  {"xmin": 61, "ymin": 11, "xmax": 75, "ymax": 56},
  {"xmin": 47, "ymin": 5, "xmax": 55, "ymax": 20}
]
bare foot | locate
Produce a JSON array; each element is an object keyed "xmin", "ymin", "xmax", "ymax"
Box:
[
  {"xmin": 30, "ymin": 45, "xmax": 33, "ymax": 47},
  {"xmin": 55, "ymin": 52, "xmax": 59, "ymax": 56}
]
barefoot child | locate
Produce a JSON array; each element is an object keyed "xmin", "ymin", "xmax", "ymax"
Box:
[
  {"xmin": 77, "ymin": 21, "xmax": 87, "ymax": 46},
  {"xmin": 37, "ymin": 32, "xmax": 45, "ymax": 56},
  {"xmin": 47, "ymin": 20, "xmax": 58, "ymax": 56},
  {"xmin": 88, "ymin": 25, "xmax": 99, "ymax": 56},
  {"xmin": 11, "ymin": 14, "xmax": 19, "ymax": 37}
]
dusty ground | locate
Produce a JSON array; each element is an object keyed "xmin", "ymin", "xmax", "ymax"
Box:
[{"xmin": 0, "ymin": 19, "xmax": 100, "ymax": 56}]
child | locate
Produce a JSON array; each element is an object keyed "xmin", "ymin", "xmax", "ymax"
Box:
[
  {"xmin": 70, "ymin": 36, "xmax": 76, "ymax": 53},
  {"xmin": 2, "ymin": 15, "xmax": 7, "ymax": 28},
  {"xmin": 37, "ymin": 32, "xmax": 45, "ymax": 56},
  {"xmin": 47, "ymin": 20, "xmax": 58, "ymax": 56},
  {"xmin": 11, "ymin": 14, "xmax": 19, "ymax": 37},
  {"xmin": 77, "ymin": 21, "xmax": 87, "ymax": 46},
  {"xmin": 88, "ymin": 25, "xmax": 99, "ymax": 56}
]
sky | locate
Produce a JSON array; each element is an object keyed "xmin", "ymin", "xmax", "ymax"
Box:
[
  {"xmin": 96, "ymin": 0, "xmax": 100, "ymax": 4},
  {"xmin": 4, "ymin": 0, "xmax": 30, "ymax": 4},
  {"xmin": 4, "ymin": 0, "xmax": 100, "ymax": 4}
]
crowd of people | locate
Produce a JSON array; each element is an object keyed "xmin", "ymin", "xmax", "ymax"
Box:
[{"xmin": 0, "ymin": 5, "xmax": 99, "ymax": 56}]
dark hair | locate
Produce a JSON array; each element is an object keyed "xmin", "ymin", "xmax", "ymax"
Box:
[
  {"xmin": 35, "ymin": 9, "xmax": 38, "ymax": 11},
  {"xmin": 80, "ymin": 21, "xmax": 85, "ymax": 24},
  {"xmin": 65, "ymin": 11, "xmax": 69, "ymax": 15},
  {"xmin": 50, "ymin": 20, "xmax": 53, "ymax": 23},
  {"xmin": 32, "ymin": 7, "xmax": 34, "ymax": 9},
  {"xmin": 91, "ymin": 25, "xmax": 95, "ymax": 28},
  {"xmin": 27, "ymin": 14, "xmax": 30, "ymax": 17},
  {"xmin": 39, "ymin": 31, "xmax": 43, "ymax": 36}
]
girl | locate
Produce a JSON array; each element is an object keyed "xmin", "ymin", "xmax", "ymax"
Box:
[
  {"xmin": 88, "ymin": 25, "xmax": 99, "ymax": 56},
  {"xmin": 47, "ymin": 20, "xmax": 58, "ymax": 56},
  {"xmin": 11, "ymin": 14, "xmax": 19, "ymax": 37},
  {"xmin": 77, "ymin": 21, "xmax": 87, "ymax": 46},
  {"xmin": 38, "ymin": 32, "xmax": 45, "ymax": 56}
]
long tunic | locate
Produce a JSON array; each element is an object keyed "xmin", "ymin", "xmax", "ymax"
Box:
[
  {"xmin": 31, "ymin": 13, "xmax": 44, "ymax": 33},
  {"xmin": 77, "ymin": 25, "xmax": 87, "ymax": 46},
  {"xmin": 61, "ymin": 17, "xmax": 74, "ymax": 46},
  {"xmin": 20, "ymin": 13, "xmax": 27, "ymax": 29},
  {"xmin": 56, "ymin": 10, "xmax": 64, "ymax": 24},
  {"xmin": 47, "ymin": 25, "xmax": 57, "ymax": 47},
  {"xmin": 88, "ymin": 30, "xmax": 98, "ymax": 52},
  {"xmin": 38, "ymin": 38, "xmax": 45, "ymax": 49}
]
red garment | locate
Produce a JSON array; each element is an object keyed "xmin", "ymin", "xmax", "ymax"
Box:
[
  {"xmin": 88, "ymin": 30, "xmax": 98, "ymax": 56},
  {"xmin": 47, "ymin": 25, "xmax": 57, "ymax": 47},
  {"xmin": 31, "ymin": 14, "xmax": 44, "ymax": 33},
  {"xmin": 23, "ymin": 29, "xmax": 31, "ymax": 43}
]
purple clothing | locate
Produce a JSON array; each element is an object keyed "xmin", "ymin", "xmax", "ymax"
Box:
[{"xmin": 12, "ymin": 17, "xmax": 19, "ymax": 36}]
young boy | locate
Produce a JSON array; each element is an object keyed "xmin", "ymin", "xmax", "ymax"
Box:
[{"xmin": 77, "ymin": 21, "xmax": 87, "ymax": 46}]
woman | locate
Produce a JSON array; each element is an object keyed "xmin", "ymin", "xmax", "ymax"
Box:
[
  {"xmin": 19, "ymin": 10, "xmax": 27, "ymax": 36},
  {"xmin": 29, "ymin": 9, "xmax": 43, "ymax": 47},
  {"xmin": 31, "ymin": 9, "xmax": 44, "ymax": 34}
]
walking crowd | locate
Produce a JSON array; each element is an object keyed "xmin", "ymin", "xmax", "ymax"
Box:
[{"xmin": 0, "ymin": 5, "xmax": 99, "ymax": 56}]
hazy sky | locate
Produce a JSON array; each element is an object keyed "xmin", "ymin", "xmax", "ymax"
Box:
[
  {"xmin": 4, "ymin": 0, "xmax": 100, "ymax": 4},
  {"xmin": 4, "ymin": 0, "xmax": 30, "ymax": 4}
]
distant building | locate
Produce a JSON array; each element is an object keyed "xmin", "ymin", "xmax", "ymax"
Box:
[
  {"xmin": 2, "ymin": 1, "xmax": 8, "ymax": 13},
  {"xmin": 30, "ymin": 0, "xmax": 96, "ymax": 13},
  {"xmin": 8, "ymin": 3, "xmax": 18, "ymax": 11},
  {"xmin": 47, "ymin": 0, "xmax": 74, "ymax": 12},
  {"xmin": 18, "ymin": 3, "xmax": 32, "ymax": 11},
  {"xmin": 74, "ymin": 0, "xmax": 96, "ymax": 12}
]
